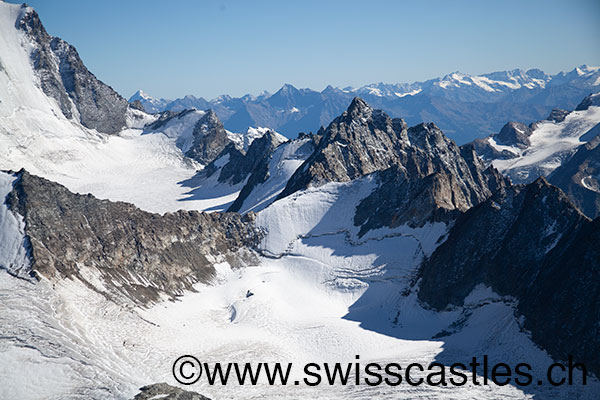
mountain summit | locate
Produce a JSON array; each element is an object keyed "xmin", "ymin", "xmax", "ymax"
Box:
[{"xmin": 16, "ymin": 4, "xmax": 129, "ymax": 134}]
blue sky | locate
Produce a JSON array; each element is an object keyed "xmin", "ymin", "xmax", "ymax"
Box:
[{"xmin": 10, "ymin": 0, "xmax": 600, "ymax": 100}]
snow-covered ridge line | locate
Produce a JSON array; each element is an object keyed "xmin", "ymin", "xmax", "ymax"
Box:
[
  {"xmin": 471, "ymin": 94, "xmax": 600, "ymax": 184},
  {"xmin": 134, "ymin": 65, "xmax": 600, "ymax": 105}
]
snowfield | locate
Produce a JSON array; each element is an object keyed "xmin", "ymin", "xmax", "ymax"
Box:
[
  {"xmin": 0, "ymin": 1, "xmax": 276, "ymax": 214},
  {"xmin": 1, "ymin": 2, "xmax": 599, "ymax": 399},
  {"xmin": 487, "ymin": 105, "xmax": 600, "ymax": 182},
  {"xmin": 2, "ymin": 173, "xmax": 599, "ymax": 399}
]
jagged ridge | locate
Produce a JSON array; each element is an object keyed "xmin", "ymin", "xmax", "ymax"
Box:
[{"xmin": 6, "ymin": 170, "xmax": 261, "ymax": 304}]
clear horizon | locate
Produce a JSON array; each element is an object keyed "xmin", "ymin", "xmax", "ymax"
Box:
[{"xmin": 8, "ymin": 0, "xmax": 600, "ymax": 100}]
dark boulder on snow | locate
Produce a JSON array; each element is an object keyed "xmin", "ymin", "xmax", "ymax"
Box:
[{"xmin": 132, "ymin": 383, "xmax": 211, "ymax": 400}]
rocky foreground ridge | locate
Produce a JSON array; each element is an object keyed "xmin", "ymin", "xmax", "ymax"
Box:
[
  {"xmin": 5, "ymin": 170, "xmax": 261, "ymax": 304},
  {"xmin": 418, "ymin": 177, "xmax": 600, "ymax": 376}
]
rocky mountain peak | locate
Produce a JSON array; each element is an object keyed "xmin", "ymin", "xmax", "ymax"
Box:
[
  {"xmin": 344, "ymin": 96, "xmax": 372, "ymax": 117},
  {"xmin": 185, "ymin": 110, "xmax": 230, "ymax": 165},
  {"xmin": 546, "ymin": 108, "xmax": 570, "ymax": 123},
  {"xmin": 197, "ymin": 109, "xmax": 223, "ymax": 131},
  {"xmin": 15, "ymin": 4, "xmax": 129, "ymax": 134},
  {"xmin": 16, "ymin": 4, "xmax": 48, "ymax": 40},
  {"xmin": 495, "ymin": 121, "xmax": 533, "ymax": 149},
  {"xmin": 275, "ymin": 98, "xmax": 507, "ymax": 232},
  {"xmin": 277, "ymin": 98, "xmax": 408, "ymax": 198}
]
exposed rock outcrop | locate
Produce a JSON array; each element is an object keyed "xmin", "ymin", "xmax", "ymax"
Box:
[
  {"xmin": 417, "ymin": 177, "xmax": 600, "ymax": 375},
  {"xmin": 6, "ymin": 170, "xmax": 261, "ymax": 305},
  {"xmin": 494, "ymin": 121, "xmax": 533, "ymax": 149},
  {"xmin": 203, "ymin": 130, "xmax": 287, "ymax": 186},
  {"xmin": 278, "ymin": 98, "xmax": 410, "ymax": 197},
  {"xmin": 185, "ymin": 110, "xmax": 232, "ymax": 165},
  {"xmin": 546, "ymin": 108, "xmax": 570, "ymax": 123},
  {"xmin": 469, "ymin": 137, "xmax": 519, "ymax": 161},
  {"xmin": 132, "ymin": 383, "xmax": 211, "ymax": 400},
  {"xmin": 129, "ymin": 99, "xmax": 145, "ymax": 112},
  {"xmin": 549, "ymin": 135, "xmax": 600, "ymax": 218},
  {"xmin": 228, "ymin": 133, "xmax": 320, "ymax": 213},
  {"xmin": 575, "ymin": 92, "xmax": 600, "ymax": 111},
  {"xmin": 227, "ymin": 131, "xmax": 291, "ymax": 212},
  {"xmin": 17, "ymin": 5, "xmax": 129, "ymax": 134}
]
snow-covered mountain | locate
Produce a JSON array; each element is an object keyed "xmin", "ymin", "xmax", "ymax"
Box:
[
  {"xmin": 131, "ymin": 66, "xmax": 600, "ymax": 143},
  {"xmin": 0, "ymin": 1, "xmax": 280, "ymax": 214},
  {"xmin": 548, "ymin": 133, "xmax": 600, "ymax": 219},
  {"xmin": 1, "ymin": 2, "xmax": 600, "ymax": 400},
  {"xmin": 471, "ymin": 92, "xmax": 600, "ymax": 184},
  {"xmin": 129, "ymin": 89, "xmax": 171, "ymax": 113}
]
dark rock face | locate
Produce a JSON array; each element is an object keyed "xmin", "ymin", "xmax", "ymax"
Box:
[
  {"xmin": 17, "ymin": 6, "xmax": 129, "ymax": 134},
  {"xmin": 6, "ymin": 170, "xmax": 261, "ymax": 305},
  {"xmin": 206, "ymin": 130, "xmax": 286, "ymax": 186},
  {"xmin": 132, "ymin": 383, "xmax": 211, "ymax": 400},
  {"xmin": 201, "ymin": 143, "xmax": 246, "ymax": 183},
  {"xmin": 575, "ymin": 92, "xmax": 600, "ymax": 111},
  {"xmin": 494, "ymin": 121, "xmax": 532, "ymax": 149},
  {"xmin": 129, "ymin": 99, "xmax": 145, "ymax": 112},
  {"xmin": 469, "ymin": 137, "xmax": 519, "ymax": 161},
  {"xmin": 354, "ymin": 140, "xmax": 506, "ymax": 234},
  {"xmin": 279, "ymin": 98, "xmax": 410, "ymax": 198},
  {"xmin": 546, "ymin": 108, "xmax": 570, "ymax": 123},
  {"xmin": 467, "ymin": 121, "xmax": 536, "ymax": 164},
  {"xmin": 549, "ymin": 135, "xmax": 600, "ymax": 218},
  {"xmin": 277, "ymin": 98, "xmax": 506, "ymax": 232},
  {"xmin": 147, "ymin": 109, "xmax": 195, "ymax": 131},
  {"xmin": 185, "ymin": 110, "xmax": 232, "ymax": 165},
  {"xmin": 227, "ymin": 132, "xmax": 291, "ymax": 212},
  {"xmin": 417, "ymin": 178, "xmax": 600, "ymax": 375}
]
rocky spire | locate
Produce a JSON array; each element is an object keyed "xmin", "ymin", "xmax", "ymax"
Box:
[
  {"xmin": 278, "ymin": 97, "xmax": 410, "ymax": 198},
  {"xmin": 185, "ymin": 109, "xmax": 232, "ymax": 165},
  {"xmin": 277, "ymin": 97, "xmax": 506, "ymax": 231}
]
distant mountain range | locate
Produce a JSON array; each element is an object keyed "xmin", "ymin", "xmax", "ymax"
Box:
[{"xmin": 131, "ymin": 66, "xmax": 600, "ymax": 143}]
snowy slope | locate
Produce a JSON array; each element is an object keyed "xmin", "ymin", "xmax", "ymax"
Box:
[
  {"xmin": 0, "ymin": 1, "xmax": 272, "ymax": 214},
  {"xmin": 2, "ymin": 176, "xmax": 599, "ymax": 399},
  {"xmin": 1, "ymin": 2, "xmax": 599, "ymax": 399},
  {"xmin": 143, "ymin": 109, "xmax": 205, "ymax": 153},
  {"xmin": 235, "ymin": 136, "xmax": 315, "ymax": 213},
  {"xmin": 0, "ymin": 172, "xmax": 30, "ymax": 279}
]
